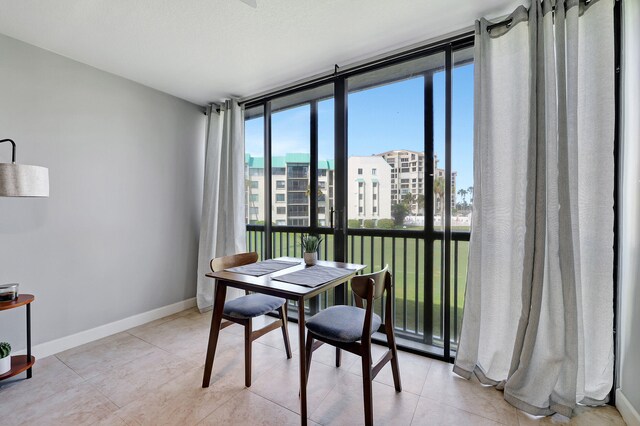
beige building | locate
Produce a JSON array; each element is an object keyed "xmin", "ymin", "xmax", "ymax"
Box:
[
  {"xmin": 347, "ymin": 156, "xmax": 392, "ymax": 224},
  {"xmin": 378, "ymin": 149, "xmax": 456, "ymax": 214}
]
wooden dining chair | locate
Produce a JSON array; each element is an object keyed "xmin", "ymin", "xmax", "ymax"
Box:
[
  {"xmin": 210, "ymin": 252, "xmax": 292, "ymax": 387},
  {"xmin": 304, "ymin": 265, "xmax": 401, "ymax": 425}
]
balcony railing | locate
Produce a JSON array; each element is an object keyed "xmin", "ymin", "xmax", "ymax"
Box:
[{"xmin": 245, "ymin": 225, "xmax": 469, "ymax": 352}]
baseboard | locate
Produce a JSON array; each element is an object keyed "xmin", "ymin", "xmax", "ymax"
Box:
[
  {"xmin": 617, "ymin": 389, "xmax": 640, "ymax": 426},
  {"xmin": 15, "ymin": 297, "xmax": 197, "ymax": 359}
]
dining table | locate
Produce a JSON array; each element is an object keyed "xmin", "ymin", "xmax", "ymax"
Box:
[{"xmin": 201, "ymin": 256, "xmax": 366, "ymax": 425}]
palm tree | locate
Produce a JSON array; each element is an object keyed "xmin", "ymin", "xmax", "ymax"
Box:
[
  {"xmin": 457, "ymin": 188, "xmax": 467, "ymax": 206},
  {"xmin": 433, "ymin": 177, "xmax": 445, "ymax": 220},
  {"xmin": 467, "ymin": 186, "xmax": 474, "ymax": 204}
]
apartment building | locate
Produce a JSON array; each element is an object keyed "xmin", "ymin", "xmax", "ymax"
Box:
[
  {"xmin": 378, "ymin": 149, "xmax": 456, "ymax": 214},
  {"xmin": 245, "ymin": 153, "xmax": 334, "ymax": 226},
  {"xmin": 347, "ymin": 156, "xmax": 392, "ymax": 223}
]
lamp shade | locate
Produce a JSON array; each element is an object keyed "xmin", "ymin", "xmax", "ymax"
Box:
[{"xmin": 0, "ymin": 163, "xmax": 49, "ymax": 197}]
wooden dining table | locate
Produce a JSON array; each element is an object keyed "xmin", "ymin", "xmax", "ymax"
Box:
[{"xmin": 202, "ymin": 256, "xmax": 366, "ymax": 425}]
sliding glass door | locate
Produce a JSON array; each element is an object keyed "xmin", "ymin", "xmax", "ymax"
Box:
[{"xmin": 244, "ymin": 39, "xmax": 474, "ymax": 361}]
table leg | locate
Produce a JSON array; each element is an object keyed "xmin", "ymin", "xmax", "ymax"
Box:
[
  {"xmin": 298, "ymin": 297, "xmax": 308, "ymax": 426},
  {"xmin": 26, "ymin": 303, "xmax": 32, "ymax": 379},
  {"xmin": 202, "ymin": 281, "xmax": 227, "ymax": 388}
]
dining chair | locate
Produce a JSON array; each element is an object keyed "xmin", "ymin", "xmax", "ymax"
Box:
[
  {"xmin": 210, "ymin": 252, "xmax": 292, "ymax": 387},
  {"xmin": 304, "ymin": 266, "xmax": 401, "ymax": 425}
]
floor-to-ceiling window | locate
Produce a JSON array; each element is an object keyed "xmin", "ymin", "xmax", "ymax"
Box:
[{"xmin": 244, "ymin": 37, "xmax": 473, "ymax": 361}]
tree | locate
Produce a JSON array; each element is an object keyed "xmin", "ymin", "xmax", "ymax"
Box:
[
  {"xmin": 391, "ymin": 203, "xmax": 410, "ymax": 226},
  {"xmin": 467, "ymin": 186, "xmax": 474, "ymax": 204},
  {"xmin": 457, "ymin": 188, "xmax": 468, "ymax": 206},
  {"xmin": 433, "ymin": 177, "xmax": 445, "ymax": 218},
  {"xmin": 416, "ymin": 194, "xmax": 425, "ymax": 213}
]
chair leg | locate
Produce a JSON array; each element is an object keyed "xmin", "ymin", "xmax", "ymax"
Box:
[
  {"xmin": 278, "ymin": 305, "xmax": 292, "ymax": 359},
  {"xmin": 244, "ymin": 318, "xmax": 252, "ymax": 387},
  {"xmin": 335, "ymin": 347, "xmax": 341, "ymax": 368},
  {"xmin": 361, "ymin": 348, "xmax": 374, "ymax": 426},
  {"xmin": 305, "ymin": 330, "xmax": 314, "ymax": 384},
  {"xmin": 386, "ymin": 325, "xmax": 402, "ymax": 392}
]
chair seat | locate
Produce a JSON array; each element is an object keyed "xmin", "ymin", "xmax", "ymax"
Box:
[
  {"xmin": 306, "ymin": 305, "xmax": 382, "ymax": 343},
  {"xmin": 223, "ymin": 294, "xmax": 286, "ymax": 319}
]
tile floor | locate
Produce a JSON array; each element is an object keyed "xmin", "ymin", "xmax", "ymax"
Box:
[{"xmin": 0, "ymin": 308, "xmax": 626, "ymax": 425}]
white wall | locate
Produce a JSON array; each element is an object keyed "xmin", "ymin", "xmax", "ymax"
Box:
[
  {"xmin": 0, "ymin": 34, "xmax": 205, "ymax": 354},
  {"xmin": 617, "ymin": 0, "xmax": 640, "ymax": 424}
]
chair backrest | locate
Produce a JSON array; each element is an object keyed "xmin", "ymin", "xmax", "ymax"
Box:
[
  {"xmin": 351, "ymin": 265, "xmax": 390, "ymax": 302},
  {"xmin": 210, "ymin": 252, "xmax": 259, "ymax": 272}
]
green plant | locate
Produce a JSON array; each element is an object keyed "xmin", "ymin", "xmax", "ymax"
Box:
[
  {"xmin": 0, "ymin": 342, "xmax": 11, "ymax": 359},
  {"xmin": 301, "ymin": 234, "xmax": 323, "ymax": 253},
  {"xmin": 348, "ymin": 219, "xmax": 361, "ymax": 229},
  {"xmin": 363, "ymin": 219, "xmax": 376, "ymax": 228},
  {"xmin": 378, "ymin": 218, "xmax": 395, "ymax": 229}
]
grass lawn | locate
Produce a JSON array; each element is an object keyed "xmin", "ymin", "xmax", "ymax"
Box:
[{"xmin": 248, "ymin": 228, "xmax": 470, "ymax": 339}]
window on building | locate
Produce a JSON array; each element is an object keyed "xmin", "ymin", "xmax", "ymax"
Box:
[
  {"xmin": 276, "ymin": 180, "xmax": 285, "ymax": 189},
  {"xmin": 276, "ymin": 207, "xmax": 286, "ymax": 214},
  {"xmin": 250, "ymin": 181, "xmax": 259, "ymax": 189},
  {"xmin": 372, "ymin": 168, "xmax": 377, "ymax": 175},
  {"xmin": 276, "ymin": 194, "xmax": 285, "ymax": 202},
  {"xmin": 250, "ymin": 194, "xmax": 259, "ymax": 202},
  {"xmin": 358, "ymin": 168, "xmax": 363, "ymax": 175}
]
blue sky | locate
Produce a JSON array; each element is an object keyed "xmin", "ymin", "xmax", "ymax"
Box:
[{"xmin": 245, "ymin": 63, "xmax": 474, "ymax": 193}]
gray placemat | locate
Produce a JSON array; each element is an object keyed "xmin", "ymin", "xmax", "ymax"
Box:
[
  {"xmin": 225, "ymin": 259, "xmax": 300, "ymax": 276},
  {"xmin": 273, "ymin": 265, "xmax": 356, "ymax": 288}
]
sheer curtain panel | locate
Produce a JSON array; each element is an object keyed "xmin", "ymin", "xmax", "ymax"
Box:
[
  {"xmin": 196, "ymin": 100, "xmax": 247, "ymax": 312},
  {"xmin": 454, "ymin": 0, "xmax": 615, "ymax": 417}
]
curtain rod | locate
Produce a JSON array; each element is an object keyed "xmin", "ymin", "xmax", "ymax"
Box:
[{"xmin": 239, "ymin": 26, "xmax": 474, "ymax": 107}]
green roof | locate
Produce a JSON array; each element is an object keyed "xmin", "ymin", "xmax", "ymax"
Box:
[
  {"xmin": 246, "ymin": 153, "xmax": 333, "ymax": 169},
  {"xmin": 272, "ymin": 156, "xmax": 286, "ymax": 168},
  {"xmin": 355, "ymin": 178, "xmax": 365, "ymax": 183},
  {"xmin": 318, "ymin": 160, "xmax": 335, "ymax": 170},
  {"xmin": 286, "ymin": 153, "xmax": 310, "ymax": 163}
]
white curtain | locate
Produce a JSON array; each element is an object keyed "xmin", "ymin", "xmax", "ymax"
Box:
[
  {"xmin": 196, "ymin": 100, "xmax": 246, "ymax": 312},
  {"xmin": 454, "ymin": 0, "xmax": 615, "ymax": 417}
]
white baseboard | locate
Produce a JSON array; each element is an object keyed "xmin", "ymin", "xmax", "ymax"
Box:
[
  {"xmin": 15, "ymin": 297, "xmax": 197, "ymax": 359},
  {"xmin": 617, "ymin": 389, "xmax": 640, "ymax": 426}
]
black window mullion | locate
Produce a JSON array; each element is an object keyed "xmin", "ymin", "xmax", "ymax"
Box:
[
  {"xmin": 443, "ymin": 45, "xmax": 453, "ymax": 360},
  {"xmin": 264, "ymin": 101, "xmax": 273, "ymax": 259},
  {"xmin": 424, "ymin": 70, "xmax": 435, "ymax": 347},
  {"xmin": 333, "ymin": 77, "xmax": 348, "ymax": 306},
  {"xmin": 310, "ymin": 100, "xmax": 319, "ymax": 232}
]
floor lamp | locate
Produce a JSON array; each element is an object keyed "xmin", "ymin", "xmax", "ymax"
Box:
[{"xmin": 0, "ymin": 138, "xmax": 49, "ymax": 197}]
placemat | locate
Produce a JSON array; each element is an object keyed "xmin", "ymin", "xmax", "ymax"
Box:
[
  {"xmin": 273, "ymin": 265, "xmax": 356, "ymax": 288},
  {"xmin": 225, "ymin": 259, "xmax": 300, "ymax": 276}
]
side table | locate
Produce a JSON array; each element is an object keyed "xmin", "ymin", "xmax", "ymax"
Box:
[{"xmin": 0, "ymin": 294, "xmax": 35, "ymax": 381}]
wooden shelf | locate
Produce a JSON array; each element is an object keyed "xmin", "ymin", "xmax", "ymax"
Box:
[
  {"xmin": 0, "ymin": 355, "xmax": 36, "ymax": 381},
  {"xmin": 0, "ymin": 294, "xmax": 35, "ymax": 311}
]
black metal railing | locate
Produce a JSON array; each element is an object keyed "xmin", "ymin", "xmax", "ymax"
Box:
[{"xmin": 245, "ymin": 224, "xmax": 470, "ymax": 350}]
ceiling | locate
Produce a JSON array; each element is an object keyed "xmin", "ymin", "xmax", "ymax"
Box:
[{"xmin": 0, "ymin": 0, "xmax": 521, "ymax": 106}]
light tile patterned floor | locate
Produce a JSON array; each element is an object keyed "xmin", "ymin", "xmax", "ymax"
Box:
[{"xmin": 0, "ymin": 308, "xmax": 626, "ymax": 425}]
